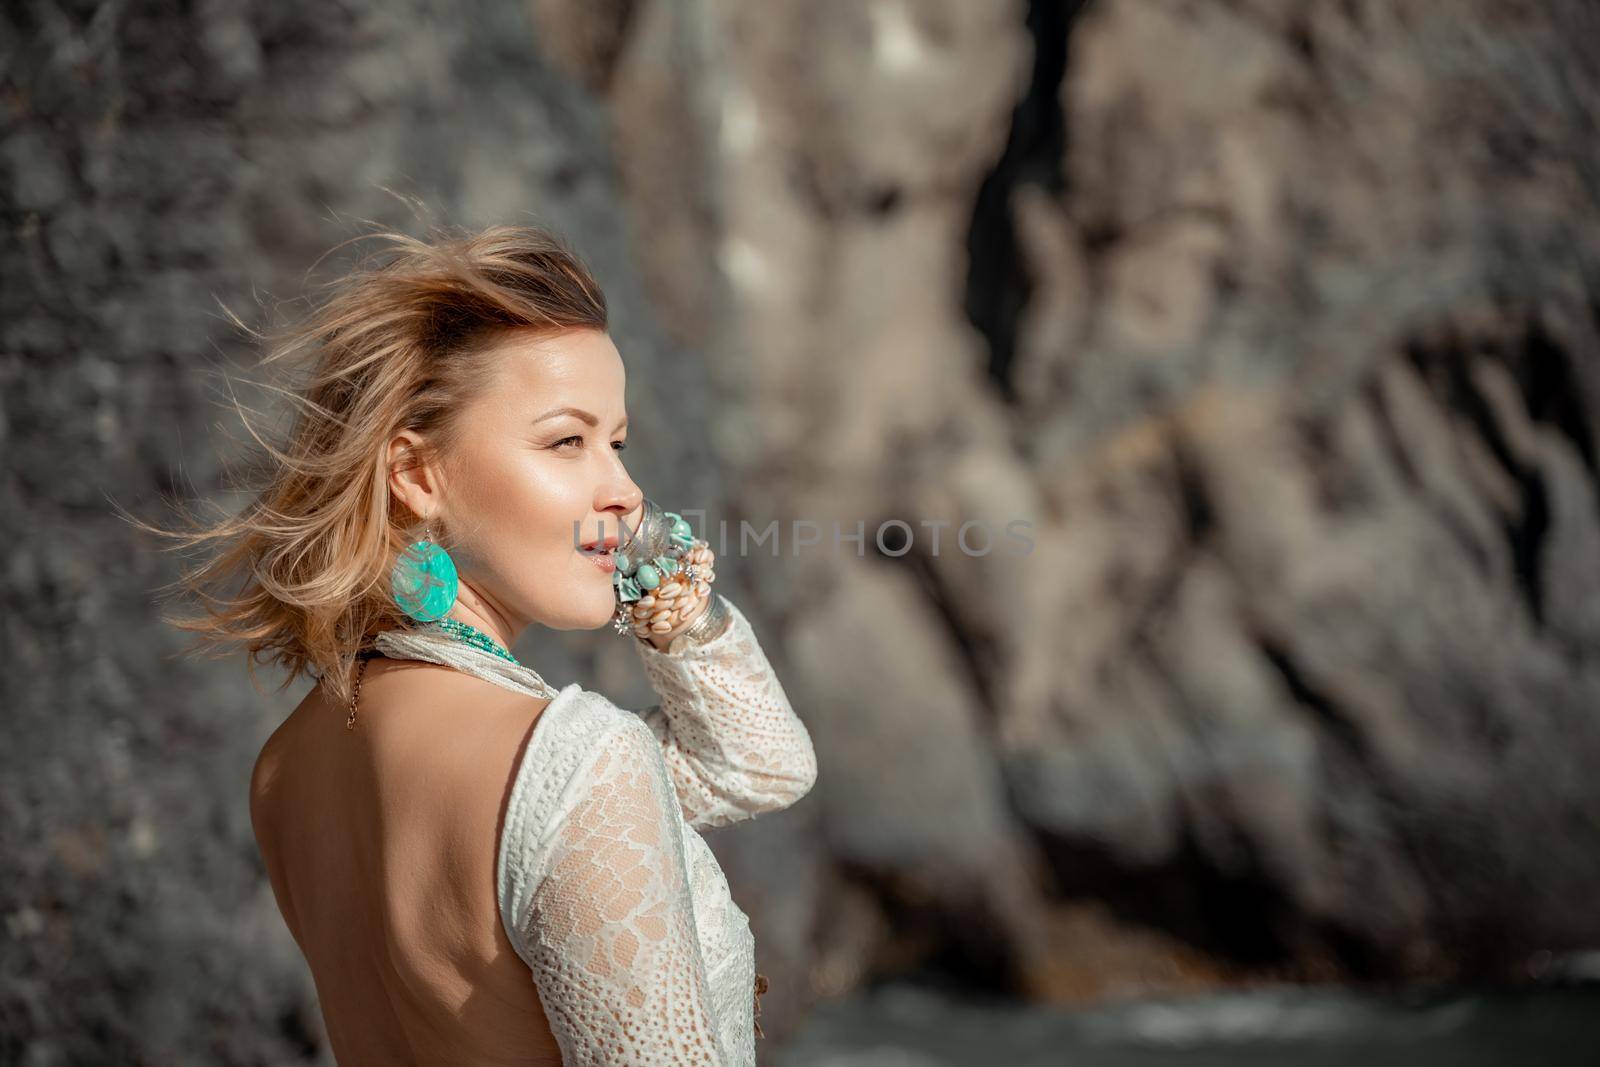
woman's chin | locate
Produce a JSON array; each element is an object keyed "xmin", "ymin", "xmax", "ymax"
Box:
[
  {"xmin": 521, "ymin": 586, "xmax": 618, "ymax": 632},
  {"xmin": 586, "ymin": 591, "xmax": 621, "ymax": 629}
]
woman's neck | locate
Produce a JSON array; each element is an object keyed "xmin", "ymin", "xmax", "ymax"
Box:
[{"xmin": 443, "ymin": 585, "xmax": 522, "ymax": 651}]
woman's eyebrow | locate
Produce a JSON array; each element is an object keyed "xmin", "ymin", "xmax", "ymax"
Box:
[{"xmin": 532, "ymin": 406, "xmax": 628, "ymax": 430}]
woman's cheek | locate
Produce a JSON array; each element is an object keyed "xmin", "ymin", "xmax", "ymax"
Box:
[{"xmin": 518, "ymin": 466, "xmax": 590, "ymax": 549}]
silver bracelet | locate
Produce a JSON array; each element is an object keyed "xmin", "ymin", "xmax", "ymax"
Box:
[{"xmin": 656, "ymin": 592, "xmax": 732, "ymax": 654}]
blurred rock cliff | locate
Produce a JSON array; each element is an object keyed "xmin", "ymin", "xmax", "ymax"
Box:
[{"xmin": 3, "ymin": 0, "xmax": 1598, "ymax": 1061}]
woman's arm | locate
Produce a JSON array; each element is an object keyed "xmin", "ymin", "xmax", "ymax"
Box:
[
  {"xmin": 509, "ymin": 714, "xmax": 737, "ymax": 1064},
  {"xmin": 632, "ymin": 595, "xmax": 819, "ymax": 831}
]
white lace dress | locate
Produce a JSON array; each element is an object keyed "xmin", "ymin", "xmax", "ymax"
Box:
[{"xmin": 374, "ymin": 595, "xmax": 816, "ymax": 1065}]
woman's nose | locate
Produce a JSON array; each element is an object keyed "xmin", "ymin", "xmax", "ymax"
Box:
[{"xmin": 598, "ymin": 482, "xmax": 644, "ymax": 539}]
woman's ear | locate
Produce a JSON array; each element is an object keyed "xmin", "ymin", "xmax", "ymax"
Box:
[{"xmin": 387, "ymin": 430, "xmax": 440, "ymax": 523}]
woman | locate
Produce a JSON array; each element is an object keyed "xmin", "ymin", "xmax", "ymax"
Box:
[{"xmin": 159, "ymin": 225, "xmax": 817, "ymax": 1064}]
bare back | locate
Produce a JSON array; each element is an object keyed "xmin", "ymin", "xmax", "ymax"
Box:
[{"xmin": 250, "ymin": 657, "xmax": 561, "ymax": 1065}]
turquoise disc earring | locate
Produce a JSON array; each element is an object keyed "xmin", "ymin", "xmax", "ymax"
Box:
[{"xmin": 391, "ymin": 536, "xmax": 458, "ymax": 622}]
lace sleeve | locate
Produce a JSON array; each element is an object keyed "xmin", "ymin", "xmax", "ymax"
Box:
[
  {"xmin": 632, "ymin": 595, "xmax": 818, "ymax": 830},
  {"xmin": 512, "ymin": 713, "xmax": 735, "ymax": 1065}
]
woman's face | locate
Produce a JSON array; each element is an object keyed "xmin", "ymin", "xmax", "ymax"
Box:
[{"xmin": 424, "ymin": 327, "xmax": 644, "ymax": 638}]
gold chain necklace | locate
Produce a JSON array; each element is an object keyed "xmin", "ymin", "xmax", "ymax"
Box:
[{"xmin": 346, "ymin": 656, "xmax": 370, "ymax": 730}]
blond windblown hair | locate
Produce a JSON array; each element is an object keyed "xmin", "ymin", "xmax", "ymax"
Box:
[{"xmin": 139, "ymin": 224, "xmax": 609, "ymax": 706}]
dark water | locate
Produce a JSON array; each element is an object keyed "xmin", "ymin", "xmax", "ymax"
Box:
[{"xmin": 776, "ymin": 979, "xmax": 1600, "ymax": 1066}]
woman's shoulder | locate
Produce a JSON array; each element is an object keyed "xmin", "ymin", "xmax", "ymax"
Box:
[
  {"xmin": 491, "ymin": 684, "xmax": 683, "ymax": 933},
  {"xmin": 353, "ymin": 663, "xmax": 643, "ymax": 795},
  {"xmin": 494, "ymin": 681, "xmax": 655, "ymax": 819}
]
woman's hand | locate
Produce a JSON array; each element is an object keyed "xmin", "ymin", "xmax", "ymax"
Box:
[
  {"xmin": 643, "ymin": 590, "xmax": 711, "ymax": 651},
  {"xmin": 613, "ymin": 499, "xmax": 716, "ymax": 646}
]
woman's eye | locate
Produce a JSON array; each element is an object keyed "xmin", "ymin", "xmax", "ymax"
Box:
[{"xmin": 552, "ymin": 435, "xmax": 628, "ymax": 452}]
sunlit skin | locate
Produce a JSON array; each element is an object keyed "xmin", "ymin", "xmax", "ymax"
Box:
[{"xmin": 387, "ymin": 327, "xmax": 707, "ymax": 650}]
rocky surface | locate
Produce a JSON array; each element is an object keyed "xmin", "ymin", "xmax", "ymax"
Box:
[
  {"xmin": 5, "ymin": 0, "xmax": 1599, "ymax": 1062},
  {"xmin": 568, "ymin": 0, "xmax": 1600, "ymax": 1007}
]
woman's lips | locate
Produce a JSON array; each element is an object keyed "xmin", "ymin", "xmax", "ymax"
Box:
[{"xmin": 585, "ymin": 551, "xmax": 617, "ymax": 573}]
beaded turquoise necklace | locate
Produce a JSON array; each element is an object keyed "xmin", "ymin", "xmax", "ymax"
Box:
[{"xmin": 426, "ymin": 617, "xmax": 520, "ymax": 665}]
